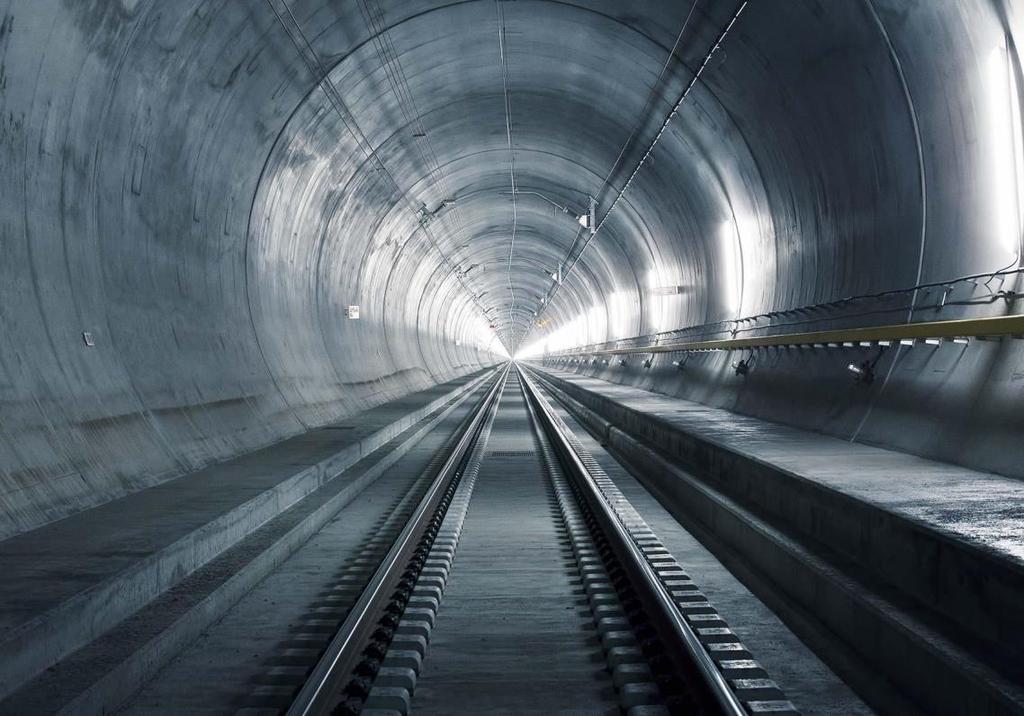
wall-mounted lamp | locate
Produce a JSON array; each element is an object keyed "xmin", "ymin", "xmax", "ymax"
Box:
[
  {"xmin": 848, "ymin": 346, "xmax": 886, "ymax": 385},
  {"xmin": 847, "ymin": 360, "xmax": 874, "ymax": 385},
  {"xmin": 577, "ymin": 196, "xmax": 596, "ymax": 235}
]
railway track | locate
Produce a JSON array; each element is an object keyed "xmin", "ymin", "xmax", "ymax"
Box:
[{"xmin": 238, "ymin": 364, "xmax": 797, "ymax": 716}]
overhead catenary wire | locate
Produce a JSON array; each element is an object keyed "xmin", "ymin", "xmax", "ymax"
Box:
[
  {"xmin": 496, "ymin": 0, "xmax": 520, "ymax": 351},
  {"xmin": 356, "ymin": 0, "xmax": 470, "ymax": 242},
  {"xmin": 523, "ymin": 1, "xmax": 749, "ymax": 347}
]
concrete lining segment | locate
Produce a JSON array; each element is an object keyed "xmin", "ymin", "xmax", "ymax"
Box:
[{"xmin": 0, "ymin": 366, "xmax": 496, "ymax": 702}]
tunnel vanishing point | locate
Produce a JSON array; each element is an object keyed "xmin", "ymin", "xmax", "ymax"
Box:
[{"xmin": 2, "ymin": 1, "xmax": 1024, "ymax": 714}]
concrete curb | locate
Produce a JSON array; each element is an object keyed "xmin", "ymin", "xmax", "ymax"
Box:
[
  {"xmin": 530, "ymin": 368, "xmax": 1024, "ymax": 714},
  {"xmin": 50, "ymin": 372, "xmax": 489, "ymax": 715},
  {"xmin": 0, "ymin": 370, "xmax": 493, "ymax": 703},
  {"xmin": 529, "ymin": 368, "xmax": 1024, "ymax": 654}
]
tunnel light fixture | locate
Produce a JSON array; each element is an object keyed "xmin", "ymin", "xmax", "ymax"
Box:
[
  {"xmin": 543, "ymin": 265, "xmax": 563, "ymax": 285},
  {"xmin": 953, "ymin": 336, "xmax": 971, "ymax": 345},
  {"xmin": 925, "ymin": 337, "xmax": 944, "ymax": 346},
  {"xmin": 577, "ymin": 196, "xmax": 596, "ymax": 235},
  {"xmin": 900, "ymin": 338, "xmax": 917, "ymax": 346},
  {"xmin": 847, "ymin": 360, "xmax": 875, "ymax": 385}
]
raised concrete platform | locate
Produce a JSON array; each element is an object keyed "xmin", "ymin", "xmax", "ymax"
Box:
[
  {"xmin": 529, "ymin": 365, "xmax": 1024, "ymax": 714},
  {"xmin": 0, "ymin": 368, "xmax": 494, "ymax": 701},
  {"xmin": 533, "ymin": 378, "xmax": 871, "ymax": 715}
]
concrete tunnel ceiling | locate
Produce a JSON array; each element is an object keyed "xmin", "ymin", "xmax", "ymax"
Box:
[
  {"xmin": 253, "ymin": 0, "xmax": 1023, "ymax": 355},
  {"xmin": 2, "ymin": 0, "xmax": 1024, "ymax": 533},
  {"xmin": 259, "ymin": 0, "xmax": 793, "ymax": 355}
]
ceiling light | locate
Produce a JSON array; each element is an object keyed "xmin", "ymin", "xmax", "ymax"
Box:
[{"xmin": 577, "ymin": 196, "xmax": 596, "ymax": 235}]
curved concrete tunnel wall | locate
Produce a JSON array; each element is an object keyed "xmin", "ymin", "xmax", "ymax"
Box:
[
  {"xmin": 1, "ymin": 0, "xmax": 1023, "ymax": 537},
  {"xmin": 528, "ymin": 0, "xmax": 1024, "ymax": 481}
]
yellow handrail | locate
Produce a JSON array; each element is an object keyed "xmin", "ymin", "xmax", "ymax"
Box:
[{"xmin": 554, "ymin": 314, "xmax": 1024, "ymax": 357}]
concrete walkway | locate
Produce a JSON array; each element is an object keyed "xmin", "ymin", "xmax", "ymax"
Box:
[
  {"xmin": 531, "ymin": 365, "xmax": 1024, "ymax": 712},
  {"xmin": 0, "ymin": 368, "xmax": 492, "ymax": 700},
  {"xmin": 534, "ymin": 367, "xmax": 1024, "ymax": 566}
]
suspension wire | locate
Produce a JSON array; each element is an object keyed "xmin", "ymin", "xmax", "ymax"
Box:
[
  {"xmin": 536, "ymin": 0, "xmax": 700, "ymax": 310},
  {"xmin": 598, "ymin": 0, "xmax": 701, "ymax": 219},
  {"xmin": 496, "ymin": 0, "xmax": 520, "ymax": 351},
  {"xmin": 355, "ymin": 0, "xmax": 470, "ymax": 242},
  {"xmin": 524, "ymin": 1, "xmax": 749, "ymax": 347},
  {"xmin": 262, "ymin": 0, "xmax": 497, "ymax": 343}
]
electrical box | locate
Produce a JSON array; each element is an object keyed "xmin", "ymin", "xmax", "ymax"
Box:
[{"xmin": 345, "ymin": 305, "xmax": 360, "ymax": 319}]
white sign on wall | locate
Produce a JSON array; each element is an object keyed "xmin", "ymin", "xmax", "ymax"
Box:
[{"xmin": 345, "ymin": 305, "xmax": 360, "ymax": 319}]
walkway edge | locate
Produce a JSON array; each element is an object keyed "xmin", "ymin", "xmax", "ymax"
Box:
[{"xmin": 0, "ymin": 369, "xmax": 494, "ymax": 703}]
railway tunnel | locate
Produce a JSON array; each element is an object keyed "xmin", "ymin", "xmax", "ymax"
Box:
[{"xmin": 1, "ymin": 0, "xmax": 1024, "ymax": 713}]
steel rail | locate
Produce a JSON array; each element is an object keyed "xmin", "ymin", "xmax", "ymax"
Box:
[
  {"xmin": 286, "ymin": 364, "xmax": 510, "ymax": 716},
  {"xmin": 517, "ymin": 365, "xmax": 746, "ymax": 716},
  {"xmin": 551, "ymin": 313, "xmax": 1024, "ymax": 357}
]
